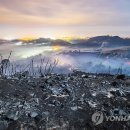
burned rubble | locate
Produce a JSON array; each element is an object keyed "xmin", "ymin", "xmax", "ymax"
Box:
[{"xmin": 0, "ymin": 71, "xmax": 130, "ymax": 130}]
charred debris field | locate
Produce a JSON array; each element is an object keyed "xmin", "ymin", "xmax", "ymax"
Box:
[{"xmin": 0, "ymin": 71, "xmax": 130, "ymax": 130}]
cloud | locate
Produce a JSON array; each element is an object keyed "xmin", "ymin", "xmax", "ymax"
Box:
[
  {"xmin": 0, "ymin": 0, "xmax": 130, "ymax": 37},
  {"xmin": 0, "ymin": 0, "xmax": 95, "ymax": 26},
  {"xmin": 0, "ymin": 0, "xmax": 130, "ymax": 26},
  {"xmin": 0, "ymin": 0, "xmax": 67, "ymax": 17}
]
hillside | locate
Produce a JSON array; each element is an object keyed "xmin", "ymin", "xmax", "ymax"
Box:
[{"xmin": 0, "ymin": 71, "xmax": 130, "ymax": 130}]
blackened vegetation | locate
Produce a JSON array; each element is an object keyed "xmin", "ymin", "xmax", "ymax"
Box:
[
  {"xmin": 0, "ymin": 52, "xmax": 12, "ymax": 76},
  {"xmin": 0, "ymin": 53, "xmax": 59, "ymax": 78},
  {"xmin": 0, "ymin": 71, "xmax": 130, "ymax": 130}
]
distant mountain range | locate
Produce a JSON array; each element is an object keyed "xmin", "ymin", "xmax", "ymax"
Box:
[
  {"xmin": 71, "ymin": 36, "xmax": 130, "ymax": 48},
  {"xmin": 1, "ymin": 36, "xmax": 130, "ymax": 48}
]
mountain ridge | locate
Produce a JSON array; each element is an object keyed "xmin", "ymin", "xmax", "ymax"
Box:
[{"xmin": 1, "ymin": 35, "xmax": 130, "ymax": 48}]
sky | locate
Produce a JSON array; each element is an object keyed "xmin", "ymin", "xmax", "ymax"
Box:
[{"xmin": 0, "ymin": 0, "xmax": 130, "ymax": 39}]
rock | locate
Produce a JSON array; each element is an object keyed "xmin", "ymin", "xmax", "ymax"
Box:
[
  {"xmin": 81, "ymin": 74, "xmax": 88, "ymax": 78},
  {"xmin": 29, "ymin": 93, "xmax": 35, "ymax": 97},
  {"xmin": 87, "ymin": 101, "xmax": 97, "ymax": 108},
  {"xmin": 6, "ymin": 111, "xmax": 19, "ymax": 121},
  {"xmin": 14, "ymin": 102, "xmax": 21, "ymax": 106},
  {"xmin": 71, "ymin": 106, "xmax": 82, "ymax": 111},
  {"xmin": 30, "ymin": 112, "xmax": 38, "ymax": 118},
  {"xmin": 45, "ymin": 79, "xmax": 52, "ymax": 84},
  {"xmin": 0, "ymin": 110, "xmax": 4, "ymax": 115},
  {"xmin": 42, "ymin": 111, "xmax": 49, "ymax": 116},
  {"xmin": 71, "ymin": 106, "xmax": 78, "ymax": 111},
  {"xmin": 106, "ymin": 92, "xmax": 114, "ymax": 98},
  {"xmin": 50, "ymin": 87, "xmax": 63, "ymax": 96}
]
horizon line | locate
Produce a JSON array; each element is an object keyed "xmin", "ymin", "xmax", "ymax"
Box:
[{"xmin": 1, "ymin": 35, "xmax": 130, "ymax": 41}]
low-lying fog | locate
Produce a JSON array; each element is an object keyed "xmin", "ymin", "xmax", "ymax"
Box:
[{"xmin": 0, "ymin": 40, "xmax": 130, "ymax": 76}]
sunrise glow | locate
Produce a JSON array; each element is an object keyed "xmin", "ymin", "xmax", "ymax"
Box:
[
  {"xmin": 19, "ymin": 37, "xmax": 38, "ymax": 42},
  {"xmin": 0, "ymin": 0, "xmax": 130, "ymax": 38}
]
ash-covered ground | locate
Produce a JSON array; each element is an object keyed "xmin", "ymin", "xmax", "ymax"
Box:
[{"xmin": 0, "ymin": 71, "xmax": 130, "ymax": 130}]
